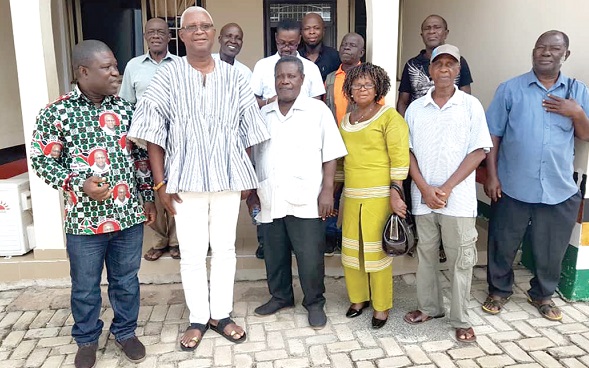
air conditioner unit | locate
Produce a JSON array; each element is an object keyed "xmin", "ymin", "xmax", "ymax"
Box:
[{"xmin": 0, "ymin": 173, "xmax": 34, "ymax": 256}]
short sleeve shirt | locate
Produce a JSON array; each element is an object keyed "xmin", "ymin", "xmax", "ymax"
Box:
[
  {"xmin": 119, "ymin": 51, "xmax": 179, "ymax": 104},
  {"xmin": 253, "ymin": 96, "xmax": 347, "ymax": 222},
  {"xmin": 486, "ymin": 71, "xmax": 589, "ymax": 205},
  {"xmin": 398, "ymin": 49, "xmax": 473, "ymax": 102},
  {"xmin": 406, "ymin": 87, "xmax": 492, "ymax": 217},
  {"xmin": 250, "ymin": 52, "xmax": 326, "ymax": 99}
]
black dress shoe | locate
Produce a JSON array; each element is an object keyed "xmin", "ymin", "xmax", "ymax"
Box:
[
  {"xmin": 254, "ymin": 299, "xmax": 294, "ymax": 316},
  {"xmin": 345, "ymin": 301, "xmax": 370, "ymax": 318},
  {"xmin": 372, "ymin": 316, "xmax": 388, "ymax": 329}
]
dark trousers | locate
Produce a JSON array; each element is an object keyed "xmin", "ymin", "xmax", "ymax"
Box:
[
  {"xmin": 263, "ymin": 216, "xmax": 326, "ymax": 310},
  {"xmin": 487, "ymin": 192, "xmax": 581, "ymax": 300}
]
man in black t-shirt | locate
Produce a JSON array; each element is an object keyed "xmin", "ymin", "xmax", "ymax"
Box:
[
  {"xmin": 397, "ymin": 14, "xmax": 473, "ymax": 117},
  {"xmin": 299, "ymin": 13, "xmax": 340, "ymax": 81}
]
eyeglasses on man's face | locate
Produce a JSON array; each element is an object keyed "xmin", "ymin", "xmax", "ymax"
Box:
[
  {"xmin": 276, "ymin": 41, "xmax": 299, "ymax": 49},
  {"xmin": 181, "ymin": 23, "xmax": 215, "ymax": 33},
  {"xmin": 145, "ymin": 29, "xmax": 168, "ymax": 37},
  {"xmin": 351, "ymin": 83, "xmax": 375, "ymax": 90}
]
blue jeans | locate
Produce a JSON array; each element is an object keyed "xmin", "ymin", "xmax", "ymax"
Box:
[{"xmin": 66, "ymin": 224, "xmax": 143, "ymax": 345}]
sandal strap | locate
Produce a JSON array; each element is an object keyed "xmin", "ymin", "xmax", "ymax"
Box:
[
  {"xmin": 215, "ymin": 317, "xmax": 235, "ymax": 333},
  {"xmin": 188, "ymin": 322, "xmax": 208, "ymax": 334}
]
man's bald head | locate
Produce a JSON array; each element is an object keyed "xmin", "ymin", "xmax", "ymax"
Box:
[
  {"xmin": 72, "ymin": 40, "xmax": 112, "ymax": 72},
  {"xmin": 145, "ymin": 17, "xmax": 168, "ymax": 31},
  {"xmin": 301, "ymin": 13, "xmax": 325, "ymax": 47},
  {"xmin": 220, "ymin": 22, "xmax": 242, "ymax": 35}
]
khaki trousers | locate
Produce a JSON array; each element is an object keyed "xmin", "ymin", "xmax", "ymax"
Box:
[
  {"xmin": 149, "ymin": 190, "xmax": 178, "ymax": 249},
  {"xmin": 415, "ymin": 213, "xmax": 477, "ymax": 329}
]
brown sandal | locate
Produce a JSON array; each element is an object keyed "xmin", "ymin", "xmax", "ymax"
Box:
[
  {"xmin": 456, "ymin": 327, "xmax": 476, "ymax": 343},
  {"xmin": 481, "ymin": 295, "xmax": 510, "ymax": 315},
  {"xmin": 143, "ymin": 247, "xmax": 167, "ymax": 261},
  {"xmin": 169, "ymin": 247, "xmax": 181, "ymax": 259},
  {"xmin": 527, "ymin": 298, "xmax": 562, "ymax": 321},
  {"xmin": 403, "ymin": 310, "xmax": 445, "ymax": 325}
]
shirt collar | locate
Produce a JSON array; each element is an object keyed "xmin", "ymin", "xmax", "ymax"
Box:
[
  {"xmin": 525, "ymin": 70, "xmax": 567, "ymax": 91},
  {"xmin": 423, "ymin": 85, "xmax": 462, "ymax": 108},
  {"xmin": 142, "ymin": 50, "xmax": 174, "ymax": 64},
  {"xmin": 72, "ymin": 85, "xmax": 116, "ymax": 105},
  {"xmin": 267, "ymin": 94, "xmax": 308, "ymax": 117},
  {"xmin": 336, "ymin": 62, "xmax": 361, "ymax": 75}
]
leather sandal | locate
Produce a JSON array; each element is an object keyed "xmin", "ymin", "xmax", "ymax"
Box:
[
  {"xmin": 403, "ymin": 310, "xmax": 445, "ymax": 325},
  {"xmin": 143, "ymin": 247, "xmax": 168, "ymax": 261},
  {"xmin": 169, "ymin": 246, "xmax": 181, "ymax": 259},
  {"xmin": 456, "ymin": 327, "xmax": 476, "ymax": 343},
  {"xmin": 481, "ymin": 295, "xmax": 510, "ymax": 315},
  {"xmin": 180, "ymin": 323, "xmax": 208, "ymax": 351},
  {"xmin": 527, "ymin": 298, "xmax": 562, "ymax": 321},
  {"xmin": 210, "ymin": 317, "xmax": 247, "ymax": 344}
]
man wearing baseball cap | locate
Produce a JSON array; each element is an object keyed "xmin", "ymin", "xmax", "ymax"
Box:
[{"xmin": 402, "ymin": 44, "xmax": 492, "ymax": 343}]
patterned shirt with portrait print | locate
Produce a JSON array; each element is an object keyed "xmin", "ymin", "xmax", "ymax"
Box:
[{"xmin": 30, "ymin": 86, "xmax": 154, "ymax": 235}]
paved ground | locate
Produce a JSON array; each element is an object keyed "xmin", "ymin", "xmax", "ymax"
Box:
[{"xmin": 1, "ymin": 266, "xmax": 589, "ymax": 368}]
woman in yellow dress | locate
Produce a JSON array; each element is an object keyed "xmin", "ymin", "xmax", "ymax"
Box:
[{"xmin": 337, "ymin": 63, "xmax": 410, "ymax": 328}]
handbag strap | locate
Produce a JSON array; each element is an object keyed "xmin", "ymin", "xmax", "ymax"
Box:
[{"xmin": 390, "ymin": 182, "xmax": 406, "ymax": 202}]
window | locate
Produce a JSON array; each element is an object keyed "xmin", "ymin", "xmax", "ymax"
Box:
[{"xmin": 263, "ymin": 0, "xmax": 337, "ymax": 57}]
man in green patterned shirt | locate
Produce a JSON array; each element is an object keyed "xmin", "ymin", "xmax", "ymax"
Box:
[{"xmin": 30, "ymin": 40, "xmax": 156, "ymax": 368}]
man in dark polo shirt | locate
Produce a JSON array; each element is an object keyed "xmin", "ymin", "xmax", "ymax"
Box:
[{"xmin": 299, "ymin": 12, "xmax": 340, "ymax": 81}]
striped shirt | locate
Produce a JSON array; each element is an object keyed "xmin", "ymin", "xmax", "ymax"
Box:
[
  {"xmin": 406, "ymin": 86, "xmax": 492, "ymax": 217},
  {"xmin": 128, "ymin": 57, "xmax": 270, "ymax": 193}
]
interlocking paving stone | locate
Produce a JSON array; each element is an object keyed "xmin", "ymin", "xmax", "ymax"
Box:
[
  {"xmin": 376, "ymin": 356, "xmax": 412, "ymax": 368},
  {"xmin": 477, "ymin": 355, "xmax": 516, "ymax": 368},
  {"xmin": 517, "ymin": 337, "xmax": 555, "ymax": 351},
  {"xmin": 350, "ymin": 348, "xmax": 385, "ymax": 361},
  {"xmin": 528, "ymin": 351, "xmax": 564, "ymax": 368},
  {"xmin": 546, "ymin": 345, "xmax": 586, "ymax": 359},
  {"xmin": 560, "ymin": 357, "xmax": 588, "ymax": 368},
  {"xmin": 3, "ymin": 270, "xmax": 589, "ymax": 368}
]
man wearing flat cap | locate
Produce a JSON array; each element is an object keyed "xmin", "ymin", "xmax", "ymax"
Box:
[{"xmin": 402, "ymin": 44, "xmax": 492, "ymax": 343}]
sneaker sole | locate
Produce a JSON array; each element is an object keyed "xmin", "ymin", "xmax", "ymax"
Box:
[
  {"xmin": 114, "ymin": 341, "xmax": 146, "ymax": 364},
  {"xmin": 254, "ymin": 305, "xmax": 294, "ymax": 317}
]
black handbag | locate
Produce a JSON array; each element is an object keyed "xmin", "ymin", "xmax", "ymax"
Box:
[{"xmin": 382, "ymin": 183, "xmax": 418, "ymax": 257}]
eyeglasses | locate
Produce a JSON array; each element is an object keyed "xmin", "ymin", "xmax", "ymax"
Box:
[
  {"xmin": 181, "ymin": 23, "xmax": 214, "ymax": 33},
  {"xmin": 145, "ymin": 30, "xmax": 168, "ymax": 37},
  {"xmin": 276, "ymin": 41, "xmax": 299, "ymax": 49},
  {"xmin": 351, "ymin": 83, "xmax": 375, "ymax": 90}
]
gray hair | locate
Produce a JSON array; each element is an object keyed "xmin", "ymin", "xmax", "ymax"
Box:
[
  {"xmin": 274, "ymin": 56, "xmax": 304, "ymax": 77},
  {"xmin": 180, "ymin": 6, "xmax": 214, "ymax": 27}
]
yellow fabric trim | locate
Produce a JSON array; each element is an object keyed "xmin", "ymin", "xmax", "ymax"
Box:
[
  {"xmin": 390, "ymin": 167, "xmax": 409, "ymax": 180},
  {"xmin": 344, "ymin": 186, "xmax": 390, "ymax": 199}
]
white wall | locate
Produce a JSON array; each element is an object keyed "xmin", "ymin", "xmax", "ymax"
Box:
[
  {"xmin": 401, "ymin": 0, "xmax": 589, "ymax": 108},
  {"xmin": 0, "ymin": 1, "xmax": 24, "ymax": 149}
]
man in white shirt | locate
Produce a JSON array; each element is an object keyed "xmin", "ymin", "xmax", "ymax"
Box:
[
  {"xmin": 402, "ymin": 45, "xmax": 492, "ymax": 344},
  {"xmin": 249, "ymin": 56, "xmax": 347, "ymax": 329},
  {"xmin": 251, "ymin": 19, "xmax": 325, "ymax": 108},
  {"xmin": 212, "ymin": 23, "xmax": 251, "ymax": 83},
  {"xmin": 120, "ymin": 17, "xmax": 181, "ymax": 261}
]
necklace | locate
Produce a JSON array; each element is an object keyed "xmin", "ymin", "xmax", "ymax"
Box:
[{"xmin": 352, "ymin": 103, "xmax": 377, "ymax": 125}]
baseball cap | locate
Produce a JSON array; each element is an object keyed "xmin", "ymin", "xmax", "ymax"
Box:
[{"xmin": 431, "ymin": 44, "xmax": 460, "ymax": 62}]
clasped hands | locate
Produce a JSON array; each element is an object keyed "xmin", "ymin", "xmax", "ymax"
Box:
[{"xmin": 421, "ymin": 184, "xmax": 450, "ymax": 210}]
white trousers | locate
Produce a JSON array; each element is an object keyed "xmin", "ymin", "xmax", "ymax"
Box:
[{"xmin": 174, "ymin": 191, "xmax": 241, "ymax": 324}]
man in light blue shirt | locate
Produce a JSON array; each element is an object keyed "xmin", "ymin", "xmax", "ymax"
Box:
[
  {"xmin": 483, "ymin": 30, "xmax": 589, "ymax": 321},
  {"xmin": 120, "ymin": 17, "xmax": 180, "ymax": 261}
]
